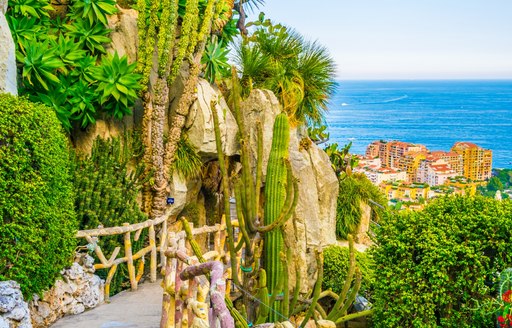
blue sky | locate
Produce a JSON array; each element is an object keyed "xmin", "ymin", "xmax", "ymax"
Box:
[{"xmin": 259, "ymin": 1, "xmax": 512, "ymax": 80}]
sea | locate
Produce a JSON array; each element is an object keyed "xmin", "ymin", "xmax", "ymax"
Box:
[{"xmin": 325, "ymin": 80, "xmax": 512, "ymax": 169}]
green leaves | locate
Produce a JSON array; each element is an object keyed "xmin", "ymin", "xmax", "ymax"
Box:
[
  {"xmin": 0, "ymin": 94, "xmax": 76, "ymax": 298},
  {"xmin": 18, "ymin": 41, "xmax": 64, "ymax": 91},
  {"xmin": 8, "ymin": 0, "xmax": 53, "ymax": 18},
  {"xmin": 68, "ymin": 0, "xmax": 118, "ymax": 26},
  {"xmin": 65, "ymin": 19, "xmax": 112, "ymax": 54},
  {"xmin": 372, "ymin": 196, "xmax": 512, "ymax": 327},
  {"xmin": 92, "ymin": 53, "xmax": 141, "ymax": 119},
  {"xmin": 202, "ymin": 36, "xmax": 230, "ymax": 84}
]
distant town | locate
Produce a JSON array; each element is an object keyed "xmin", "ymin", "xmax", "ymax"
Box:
[{"xmin": 354, "ymin": 140, "xmax": 494, "ymax": 210}]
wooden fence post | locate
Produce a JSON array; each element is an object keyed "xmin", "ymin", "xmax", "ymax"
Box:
[{"xmin": 123, "ymin": 223, "xmax": 137, "ymax": 291}]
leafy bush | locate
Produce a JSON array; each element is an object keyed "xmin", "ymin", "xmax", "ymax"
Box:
[
  {"xmin": 323, "ymin": 245, "xmax": 375, "ymax": 299},
  {"xmin": 372, "ymin": 196, "xmax": 512, "ymax": 327},
  {"xmin": 336, "ymin": 173, "xmax": 387, "ymax": 239},
  {"xmin": 0, "ymin": 94, "xmax": 76, "ymax": 298}
]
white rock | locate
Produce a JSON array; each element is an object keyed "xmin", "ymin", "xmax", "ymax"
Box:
[{"xmin": 0, "ymin": 8, "xmax": 17, "ymax": 95}]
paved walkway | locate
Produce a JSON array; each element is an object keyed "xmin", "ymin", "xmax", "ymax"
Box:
[{"xmin": 51, "ymin": 281, "xmax": 163, "ymax": 328}]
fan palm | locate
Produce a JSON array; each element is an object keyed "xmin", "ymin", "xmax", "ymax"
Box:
[{"xmin": 236, "ymin": 18, "xmax": 336, "ymax": 126}]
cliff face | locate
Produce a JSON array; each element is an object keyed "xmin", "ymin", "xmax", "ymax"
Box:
[{"xmin": 0, "ymin": 0, "xmax": 17, "ymax": 95}]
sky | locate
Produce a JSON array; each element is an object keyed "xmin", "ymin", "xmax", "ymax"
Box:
[{"xmin": 259, "ymin": 0, "xmax": 512, "ymax": 80}]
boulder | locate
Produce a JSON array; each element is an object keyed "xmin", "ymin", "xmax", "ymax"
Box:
[
  {"xmin": 163, "ymin": 172, "xmax": 202, "ymax": 219},
  {"xmin": 0, "ymin": 281, "xmax": 32, "ymax": 328},
  {"xmin": 72, "ymin": 118, "xmax": 126, "ymax": 155},
  {"xmin": 0, "ymin": 2, "xmax": 17, "ymax": 95},
  {"xmin": 29, "ymin": 255, "xmax": 104, "ymax": 328},
  {"xmin": 184, "ymin": 79, "xmax": 238, "ymax": 160},
  {"xmin": 106, "ymin": 8, "xmax": 139, "ymax": 64}
]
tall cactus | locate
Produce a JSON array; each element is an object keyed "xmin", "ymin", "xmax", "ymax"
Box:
[{"xmin": 263, "ymin": 113, "xmax": 290, "ymax": 319}]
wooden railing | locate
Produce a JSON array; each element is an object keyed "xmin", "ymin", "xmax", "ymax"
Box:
[
  {"xmin": 76, "ymin": 214, "xmax": 169, "ymax": 300},
  {"xmin": 161, "ymin": 216, "xmax": 242, "ymax": 328}
]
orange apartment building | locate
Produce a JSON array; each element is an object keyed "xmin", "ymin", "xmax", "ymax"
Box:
[{"xmin": 451, "ymin": 142, "xmax": 492, "ymax": 181}]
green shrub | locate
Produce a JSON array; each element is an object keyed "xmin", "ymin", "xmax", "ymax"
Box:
[
  {"xmin": 0, "ymin": 94, "xmax": 76, "ymax": 298},
  {"xmin": 323, "ymin": 245, "xmax": 375, "ymax": 299},
  {"xmin": 336, "ymin": 173, "xmax": 387, "ymax": 239},
  {"xmin": 372, "ymin": 196, "xmax": 512, "ymax": 327}
]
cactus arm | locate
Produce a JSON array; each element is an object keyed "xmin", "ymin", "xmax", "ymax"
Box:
[
  {"xmin": 211, "ymin": 99, "xmax": 241, "ymax": 286},
  {"xmin": 289, "ymin": 260, "xmax": 301, "ymax": 315},
  {"xmin": 334, "ymin": 309, "xmax": 373, "ymax": 325},
  {"xmin": 299, "ymin": 251, "xmax": 324, "ymax": 328},
  {"xmin": 336, "ymin": 268, "xmax": 362, "ymax": 318},
  {"xmin": 315, "ymin": 303, "xmax": 328, "ymax": 320},
  {"xmin": 254, "ymin": 121, "xmax": 263, "ymax": 221},
  {"xmin": 267, "ymin": 262, "xmax": 285, "ymax": 314},
  {"xmin": 234, "ymin": 180, "xmax": 253, "ymax": 253},
  {"xmin": 255, "ymin": 269, "xmax": 270, "ymax": 324},
  {"xmin": 326, "ymin": 235, "xmax": 357, "ymax": 321},
  {"xmin": 282, "ymin": 247, "xmax": 291, "ymax": 318}
]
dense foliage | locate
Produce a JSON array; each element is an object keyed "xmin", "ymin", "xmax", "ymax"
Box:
[
  {"xmin": 336, "ymin": 173, "xmax": 387, "ymax": 239},
  {"xmin": 372, "ymin": 196, "xmax": 512, "ymax": 327},
  {"xmin": 0, "ymin": 94, "xmax": 76, "ymax": 298},
  {"xmin": 479, "ymin": 169, "xmax": 512, "ymax": 199},
  {"xmin": 323, "ymin": 245, "xmax": 375, "ymax": 299},
  {"xmin": 72, "ymin": 134, "xmax": 149, "ymax": 294},
  {"xmin": 6, "ymin": 0, "xmax": 141, "ymax": 130}
]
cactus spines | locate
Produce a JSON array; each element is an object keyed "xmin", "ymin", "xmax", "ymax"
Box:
[{"xmin": 263, "ymin": 113, "xmax": 291, "ymax": 306}]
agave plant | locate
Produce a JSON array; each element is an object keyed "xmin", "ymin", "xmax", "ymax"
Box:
[
  {"xmin": 93, "ymin": 52, "xmax": 141, "ymax": 119},
  {"xmin": 17, "ymin": 41, "xmax": 64, "ymax": 91},
  {"xmin": 70, "ymin": 55, "xmax": 98, "ymax": 83},
  {"xmin": 68, "ymin": 80, "xmax": 99, "ymax": 128},
  {"xmin": 6, "ymin": 15, "xmax": 43, "ymax": 53},
  {"xmin": 68, "ymin": 0, "xmax": 117, "ymax": 26},
  {"xmin": 7, "ymin": 0, "xmax": 53, "ymax": 18},
  {"xmin": 65, "ymin": 19, "xmax": 111, "ymax": 54},
  {"xmin": 201, "ymin": 36, "xmax": 230, "ymax": 84},
  {"xmin": 50, "ymin": 34, "xmax": 87, "ymax": 70},
  {"xmin": 34, "ymin": 88, "xmax": 72, "ymax": 130}
]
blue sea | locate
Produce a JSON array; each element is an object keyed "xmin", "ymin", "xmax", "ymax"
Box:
[{"xmin": 326, "ymin": 80, "xmax": 512, "ymax": 169}]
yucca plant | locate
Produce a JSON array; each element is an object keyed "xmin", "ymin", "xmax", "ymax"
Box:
[
  {"xmin": 17, "ymin": 41, "xmax": 64, "ymax": 91},
  {"xmin": 70, "ymin": 55, "xmax": 98, "ymax": 83},
  {"xmin": 65, "ymin": 19, "xmax": 111, "ymax": 54},
  {"xmin": 68, "ymin": 0, "xmax": 117, "ymax": 26},
  {"xmin": 93, "ymin": 52, "xmax": 141, "ymax": 119}
]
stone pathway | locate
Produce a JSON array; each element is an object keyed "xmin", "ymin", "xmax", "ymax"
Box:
[{"xmin": 51, "ymin": 281, "xmax": 162, "ymax": 328}]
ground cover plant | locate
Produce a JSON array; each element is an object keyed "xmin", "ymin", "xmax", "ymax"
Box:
[
  {"xmin": 0, "ymin": 94, "xmax": 76, "ymax": 298},
  {"xmin": 372, "ymin": 195, "xmax": 512, "ymax": 327}
]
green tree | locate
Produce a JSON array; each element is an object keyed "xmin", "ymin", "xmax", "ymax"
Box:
[
  {"xmin": 235, "ymin": 16, "xmax": 336, "ymax": 126},
  {"xmin": 372, "ymin": 196, "xmax": 512, "ymax": 327},
  {"xmin": 488, "ymin": 176, "xmax": 504, "ymax": 192},
  {"xmin": 0, "ymin": 94, "xmax": 76, "ymax": 298}
]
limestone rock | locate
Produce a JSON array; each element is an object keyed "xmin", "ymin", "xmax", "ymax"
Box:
[
  {"xmin": 185, "ymin": 79, "xmax": 238, "ymax": 159},
  {"xmin": 72, "ymin": 118, "xmax": 126, "ymax": 155},
  {"xmin": 29, "ymin": 256, "xmax": 104, "ymax": 328},
  {"xmin": 240, "ymin": 89, "xmax": 281, "ymax": 176},
  {"xmin": 163, "ymin": 172, "xmax": 202, "ymax": 220},
  {"xmin": 355, "ymin": 202, "xmax": 372, "ymax": 246},
  {"xmin": 106, "ymin": 8, "xmax": 139, "ymax": 64},
  {"xmin": 0, "ymin": 6, "xmax": 17, "ymax": 95},
  {"xmin": 0, "ymin": 281, "xmax": 32, "ymax": 328}
]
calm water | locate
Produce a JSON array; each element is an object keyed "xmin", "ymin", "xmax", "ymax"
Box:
[{"xmin": 326, "ymin": 80, "xmax": 512, "ymax": 169}]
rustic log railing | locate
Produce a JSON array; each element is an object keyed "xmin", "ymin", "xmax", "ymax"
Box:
[
  {"xmin": 75, "ymin": 214, "xmax": 169, "ymax": 301},
  {"xmin": 161, "ymin": 215, "xmax": 242, "ymax": 328}
]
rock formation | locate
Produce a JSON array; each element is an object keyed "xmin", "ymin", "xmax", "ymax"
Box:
[
  {"xmin": 29, "ymin": 254, "xmax": 104, "ymax": 328},
  {"xmin": 0, "ymin": 281, "xmax": 32, "ymax": 328},
  {"xmin": 0, "ymin": 0, "xmax": 17, "ymax": 95}
]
